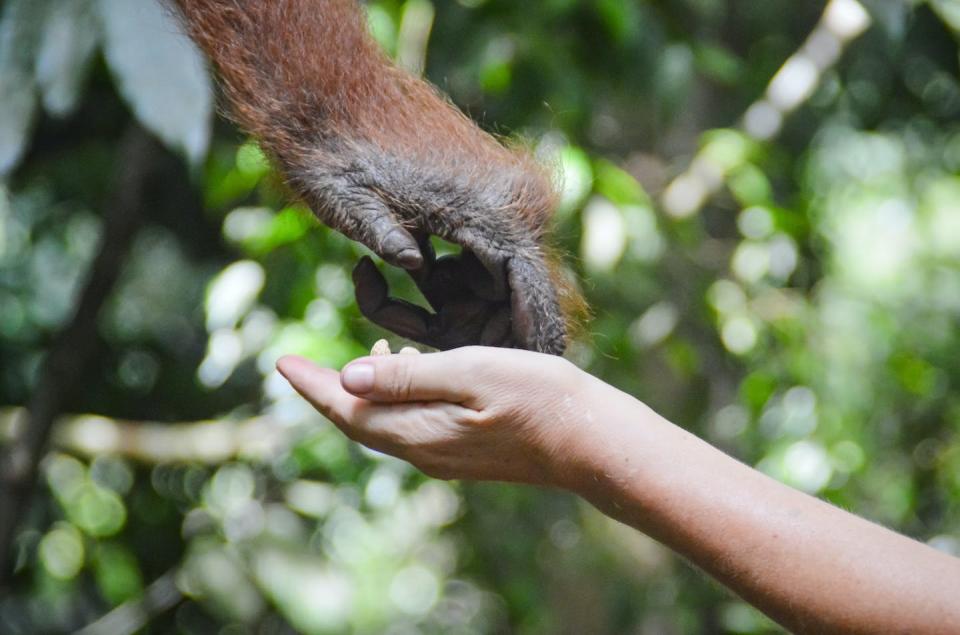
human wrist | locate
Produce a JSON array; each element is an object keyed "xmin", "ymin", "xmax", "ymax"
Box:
[
  {"xmin": 553, "ymin": 380, "xmax": 677, "ymax": 514},
  {"xmin": 518, "ymin": 363, "xmax": 596, "ymax": 491},
  {"xmin": 540, "ymin": 372, "xmax": 643, "ymax": 495}
]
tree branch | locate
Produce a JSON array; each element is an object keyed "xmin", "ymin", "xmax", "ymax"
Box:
[
  {"xmin": 660, "ymin": 0, "xmax": 872, "ymax": 218},
  {"xmin": 2, "ymin": 407, "xmax": 294, "ymax": 465},
  {"xmin": 0, "ymin": 125, "xmax": 157, "ymax": 587},
  {"xmin": 75, "ymin": 568, "xmax": 183, "ymax": 635}
]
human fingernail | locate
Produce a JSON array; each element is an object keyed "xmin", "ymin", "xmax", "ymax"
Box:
[{"xmin": 342, "ymin": 362, "xmax": 375, "ymax": 394}]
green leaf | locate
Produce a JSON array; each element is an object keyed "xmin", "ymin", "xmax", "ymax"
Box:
[
  {"xmin": 35, "ymin": 0, "xmax": 99, "ymax": 117},
  {"xmin": 66, "ymin": 483, "xmax": 127, "ymax": 537},
  {"xmin": 694, "ymin": 42, "xmax": 743, "ymax": 85},
  {"xmin": 728, "ymin": 164, "xmax": 773, "ymax": 207},
  {"xmin": 595, "ymin": 0, "xmax": 641, "ymax": 45},
  {"xmin": 593, "ymin": 160, "xmax": 650, "ymax": 207},
  {"xmin": 38, "ymin": 523, "xmax": 85, "ymax": 581},
  {"xmin": 240, "ymin": 207, "xmax": 313, "ymax": 256},
  {"xmin": 98, "ymin": 0, "xmax": 213, "ymax": 165},
  {"xmin": 94, "ymin": 543, "xmax": 144, "ymax": 605}
]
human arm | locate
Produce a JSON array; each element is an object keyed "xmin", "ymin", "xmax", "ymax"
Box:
[{"xmin": 276, "ymin": 347, "xmax": 960, "ymax": 634}]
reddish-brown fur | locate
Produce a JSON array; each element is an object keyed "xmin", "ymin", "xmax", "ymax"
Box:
[{"xmin": 170, "ymin": 0, "xmax": 583, "ymax": 354}]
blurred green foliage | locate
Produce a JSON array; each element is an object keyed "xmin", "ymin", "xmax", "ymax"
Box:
[{"xmin": 1, "ymin": 0, "xmax": 959, "ymax": 633}]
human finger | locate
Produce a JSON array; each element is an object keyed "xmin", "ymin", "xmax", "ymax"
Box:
[
  {"xmin": 339, "ymin": 348, "xmax": 481, "ymax": 404},
  {"xmin": 276, "ymin": 355, "xmax": 368, "ymax": 430}
]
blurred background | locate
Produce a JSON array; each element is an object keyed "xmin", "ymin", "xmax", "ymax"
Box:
[{"xmin": 1, "ymin": 0, "xmax": 959, "ymax": 632}]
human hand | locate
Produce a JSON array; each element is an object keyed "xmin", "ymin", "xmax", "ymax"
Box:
[{"xmin": 275, "ymin": 346, "xmax": 589, "ymax": 485}]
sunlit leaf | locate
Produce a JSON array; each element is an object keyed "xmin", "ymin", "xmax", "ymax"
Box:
[
  {"xmin": 594, "ymin": 160, "xmax": 650, "ymax": 207},
  {"xmin": 236, "ymin": 207, "xmax": 313, "ymax": 256},
  {"xmin": 235, "ymin": 141, "xmax": 270, "ymax": 179},
  {"xmin": 862, "ymin": 0, "xmax": 910, "ymax": 40},
  {"xmin": 580, "ymin": 196, "xmax": 626, "ymax": 273},
  {"xmin": 66, "ymin": 482, "xmax": 127, "ymax": 537},
  {"xmin": 930, "ymin": 0, "xmax": 960, "ymax": 33},
  {"xmin": 98, "ymin": 0, "xmax": 213, "ymax": 165},
  {"xmin": 694, "ymin": 42, "xmax": 743, "ymax": 84},
  {"xmin": 181, "ymin": 539, "xmax": 265, "ymax": 622},
  {"xmin": 205, "ymin": 260, "xmax": 266, "ymax": 332},
  {"xmin": 556, "ymin": 144, "xmax": 594, "ymax": 215},
  {"xmin": 39, "ymin": 523, "xmax": 85, "ymax": 580},
  {"xmin": 367, "ymin": 4, "xmax": 397, "ymax": 55},
  {"xmin": 0, "ymin": 0, "xmax": 47, "ymax": 176},
  {"xmin": 701, "ymin": 129, "xmax": 761, "ymax": 173},
  {"xmin": 94, "ymin": 543, "xmax": 144, "ymax": 604},
  {"xmin": 728, "ymin": 164, "xmax": 772, "ymax": 207},
  {"xmin": 35, "ymin": 0, "xmax": 99, "ymax": 117}
]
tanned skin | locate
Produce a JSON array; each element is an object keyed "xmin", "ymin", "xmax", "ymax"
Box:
[
  {"xmin": 277, "ymin": 348, "xmax": 960, "ymax": 634},
  {"xmin": 170, "ymin": 0, "xmax": 581, "ymax": 355}
]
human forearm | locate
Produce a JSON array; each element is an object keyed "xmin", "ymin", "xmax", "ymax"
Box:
[
  {"xmin": 566, "ymin": 382, "xmax": 960, "ymax": 634},
  {"xmin": 278, "ymin": 348, "xmax": 960, "ymax": 633}
]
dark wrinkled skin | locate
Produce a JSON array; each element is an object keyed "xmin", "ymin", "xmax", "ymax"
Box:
[
  {"xmin": 296, "ymin": 147, "xmax": 569, "ymax": 356},
  {"xmin": 353, "ymin": 237, "xmax": 519, "ymax": 351}
]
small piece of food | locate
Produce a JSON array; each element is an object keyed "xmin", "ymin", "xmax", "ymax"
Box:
[
  {"xmin": 399, "ymin": 347, "xmax": 421, "ymax": 355},
  {"xmin": 371, "ymin": 339, "xmax": 392, "ymax": 356}
]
